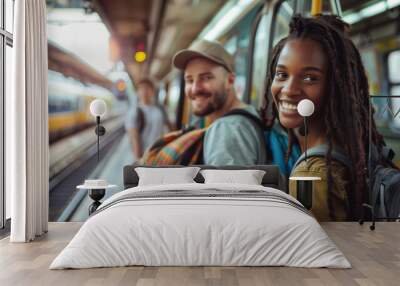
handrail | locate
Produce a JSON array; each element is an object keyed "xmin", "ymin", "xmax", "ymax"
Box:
[{"xmin": 311, "ymin": 0, "xmax": 322, "ymax": 15}]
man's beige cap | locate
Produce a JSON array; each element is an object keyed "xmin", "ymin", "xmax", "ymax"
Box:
[{"xmin": 172, "ymin": 39, "xmax": 234, "ymax": 72}]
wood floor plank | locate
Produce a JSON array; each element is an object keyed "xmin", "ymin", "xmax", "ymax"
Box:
[
  {"xmin": 0, "ymin": 222, "xmax": 399, "ymax": 286},
  {"xmin": 204, "ymin": 267, "xmax": 221, "ymax": 279},
  {"xmin": 117, "ymin": 267, "xmax": 142, "ymax": 286}
]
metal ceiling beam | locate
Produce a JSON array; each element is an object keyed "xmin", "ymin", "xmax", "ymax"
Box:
[
  {"xmin": 48, "ymin": 41, "xmax": 114, "ymax": 90},
  {"xmin": 145, "ymin": 0, "xmax": 168, "ymax": 77}
]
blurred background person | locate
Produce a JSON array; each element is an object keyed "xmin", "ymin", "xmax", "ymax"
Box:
[{"xmin": 125, "ymin": 78, "xmax": 172, "ymax": 160}]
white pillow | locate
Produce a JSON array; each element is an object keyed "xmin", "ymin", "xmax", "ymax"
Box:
[
  {"xmin": 135, "ymin": 167, "xmax": 201, "ymax": 186},
  {"xmin": 200, "ymin": 169, "xmax": 266, "ymax": 185}
]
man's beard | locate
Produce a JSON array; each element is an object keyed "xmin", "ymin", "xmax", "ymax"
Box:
[{"xmin": 192, "ymin": 89, "xmax": 228, "ymax": 117}]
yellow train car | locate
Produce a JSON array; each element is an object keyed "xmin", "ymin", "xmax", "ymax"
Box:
[{"xmin": 48, "ymin": 71, "xmax": 114, "ymax": 142}]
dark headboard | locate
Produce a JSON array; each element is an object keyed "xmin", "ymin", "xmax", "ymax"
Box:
[{"xmin": 123, "ymin": 165, "xmax": 287, "ymax": 192}]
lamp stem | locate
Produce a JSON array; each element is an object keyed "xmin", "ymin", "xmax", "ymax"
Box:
[
  {"xmin": 97, "ymin": 116, "xmax": 100, "ymax": 163},
  {"xmin": 304, "ymin": 116, "xmax": 308, "ymax": 164}
]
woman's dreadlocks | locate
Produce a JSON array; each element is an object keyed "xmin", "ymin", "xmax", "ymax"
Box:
[{"xmin": 261, "ymin": 14, "xmax": 385, "ymax": 219}]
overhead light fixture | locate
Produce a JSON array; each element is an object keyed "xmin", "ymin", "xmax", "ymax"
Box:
[
  {"xmin": 360, "ymin": 1, "xmax": 386, "ymax": 18},
  {"xmin": 199, "ymin": 0, "xmax": 257, "ymax": 41},
  {"xmin": 343, "ymin": 0, "xmax": 400, "ymax": 24},
  {"xmin": 342, "ymin": 13, "xmax": 362, "ymax": 24},
  {"xmin": 281, "ymin": 2, "xmax": 294, "ymax": 15},
  {"xmin": 388, "ymin": 0, "xmax": 400, "ymax": 8},
  {"xmin": 134, "ymin": 51, "xmax": 147, "ymax": 63}
]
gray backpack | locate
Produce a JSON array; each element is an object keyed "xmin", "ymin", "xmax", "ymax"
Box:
[
  {"xmin": 368, "ymin": 145, "xmax": 400, "ymax": 219},
  {"xmin": 293, "ymin": 144, "xmax": 400, "ymax": 219}
]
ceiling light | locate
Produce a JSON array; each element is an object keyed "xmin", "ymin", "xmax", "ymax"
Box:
[
  {"xmin": 360, "ymin": 1, "xmax": 386, "ymax": 18},
  {"xmin": 389, "ymin": 0, "xmax": 400, "ymax": 8},
  {"xmin": 343, "ymin": 0, "xmax": 400, "ymax": 24},
  {"xmin": 134, "ymin": 51, "xmax": 147, "ymax": 63},
  {"xmin": 199, "ymin": 0, "xmax": 257, "ymax": 41}
]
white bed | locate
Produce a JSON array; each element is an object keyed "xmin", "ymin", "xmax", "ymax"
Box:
[{"xmin": 50, "ymin": 183, "xmax": 351, "ymax": 269}]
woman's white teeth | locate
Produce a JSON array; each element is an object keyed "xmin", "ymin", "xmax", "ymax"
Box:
[{"xmin": 281, "ymin": 101, "xmax": 297, "ymax": 110}]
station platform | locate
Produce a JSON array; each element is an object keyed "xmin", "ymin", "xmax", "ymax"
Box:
[{"xmin": 66, "ymin": 134, "xmax": 136, "ymax": 222}]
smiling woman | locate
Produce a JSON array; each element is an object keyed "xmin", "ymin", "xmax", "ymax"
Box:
[
  {"xmin": 261, "ymin": 14, "xmax": 389, "ymax": 221},
  {"xmin": 271, "ymin": 38, "xmax": 327, "ymax": 130}
]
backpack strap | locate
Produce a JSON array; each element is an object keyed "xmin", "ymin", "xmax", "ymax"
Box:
[
  {"xmin": 222, "ymin": 109, "xmax": 300, "ymax": 177},
  {"xmin": 155, "ymin": 104, "xmax": 171, "ymax": 127},
  {"xmin": 222, "ymin": 108, "xmax": 266, "ymax": 130},
  {"xmin": 137, "ymin": 106, "xmax": 145, "ymax": 134},
  {"xmin": 381, "ymin": 146, "xmax": 395, "ymax": 161},
  {"xmin": 293, "ymin": 144, "xmax": 352, "ymax": 170}
]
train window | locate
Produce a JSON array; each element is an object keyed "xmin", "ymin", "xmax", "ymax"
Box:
[
  {"xmin": 158, "ymin": 83, "xmax": 167, "ymax": 105},
  {"xmin": 236, "ymin": 32, "xmax": 250, "ymax": 100},
  {"xmin": 388, "ymin": 50, "xmax": 400, "ymax": 83},
  {"xmin": 223, "ymin": 6, "xmax": 259, "ymax": 101},
  {"xmin": 62, "ymin": 99, "xmax": 70, "ymax": 112},
  {"xmin": 48, "ymin": 99, "xmax": 57, "ymax": 114},
  {"xmin": 391, "ymin": 86, "xmax": 400, "ymax": 127},
  {"xmin": 360, "ymin": 48, "xmax": 381, "ymax": 95},
  {"xmin": 164, "ymin": 80, "xmax": 180, "ymax": 126},
  {"xmin": 389, "ymin": 50, "xmax": 400, "ymax": 128},
  {"xmin": 272, "ymin": 1, "xmax": 295, "ymax": 47},
  {"xmin": 224, "ymin": 36, "xmax": 237, "ymax": 55},
  {"xmin": 250, "ymin": 12, "xmax": 269, "ymax": 108},
  {"xmin": 168, "ymin": 76, "xmax": 184, "ymax": 125},
  {"xmin": 271, "ymin": 0, "xmax": 341, "ymax": 48}
]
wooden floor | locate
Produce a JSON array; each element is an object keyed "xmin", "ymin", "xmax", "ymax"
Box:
[{"xmin": 0, "ymin": 222, "xmax": 399, "ymax": 286}]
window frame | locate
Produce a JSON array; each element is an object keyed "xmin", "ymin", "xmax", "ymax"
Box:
[
  {"xmin": 387, "ymin": 49, "xmax": 400, "ymax": 87},
  {"xmin": 244, "ymin": 3, "xmax": 268, "ymax": 105},
  {"xmin": 221, "ymin": 4, "xmax": 261, "ymax": 102},
  {"xmin": 1, "ymin": 0, "xmax": 14, "ymax": 231},
  {"xmin": 386, "ymin": 49, "xmax": 400, "ymax": 131},
  {"xmin": 245, "ymin": 0, "xmax": 294, "ymax": 111}
]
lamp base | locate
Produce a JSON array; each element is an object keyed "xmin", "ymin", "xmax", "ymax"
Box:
[
  {"xmin": 88, "ymin": 188, "xmax": 106, "ymax": 215},
  {"xmin": 296, "ymin": 180, "xmax": 313, "ymax": 210},
  {"xmin": 89, "ymin": 201, "xmax": 102, "ymax": 215}
]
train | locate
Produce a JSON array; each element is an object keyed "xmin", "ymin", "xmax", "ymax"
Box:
[{"xmin": 48, "ymin": 70, "xmax": 117, "ymax": 143}]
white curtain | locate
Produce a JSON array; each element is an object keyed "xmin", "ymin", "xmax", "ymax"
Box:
[{"xmin": 8, "ymin": 0, "xmax": 49, "ymax": 242}]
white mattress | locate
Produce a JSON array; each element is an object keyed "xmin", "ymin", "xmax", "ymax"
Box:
[{"xmin": 50, "ymin": 183, "xmax": 351, "ymax": 269}]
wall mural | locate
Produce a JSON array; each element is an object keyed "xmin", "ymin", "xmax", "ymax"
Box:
[{"xmin": 45, "ymin": 1, "xmax": 400, "ymax": 224}]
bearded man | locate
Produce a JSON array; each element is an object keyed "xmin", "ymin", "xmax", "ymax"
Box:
[{"xmin": 173, "ymin": 40, "xmax": 267, "ymax": 165}]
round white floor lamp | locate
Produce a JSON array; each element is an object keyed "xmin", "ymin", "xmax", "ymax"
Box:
[
  {"xmin": 294, "ymin": 99, "xmax": 316, "ymax": 210},
  {"xmin": 90, "ymin": 99, "xmax": 107, "ymax": 162},
  {"xmin": 297, "ymin": 99, "xmax": 315, "ymax": 163}
]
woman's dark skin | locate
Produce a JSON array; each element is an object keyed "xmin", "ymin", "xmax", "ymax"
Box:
[{"xmin": 271, "ymin": 38, "xmax": 329, "ymax": 152}]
